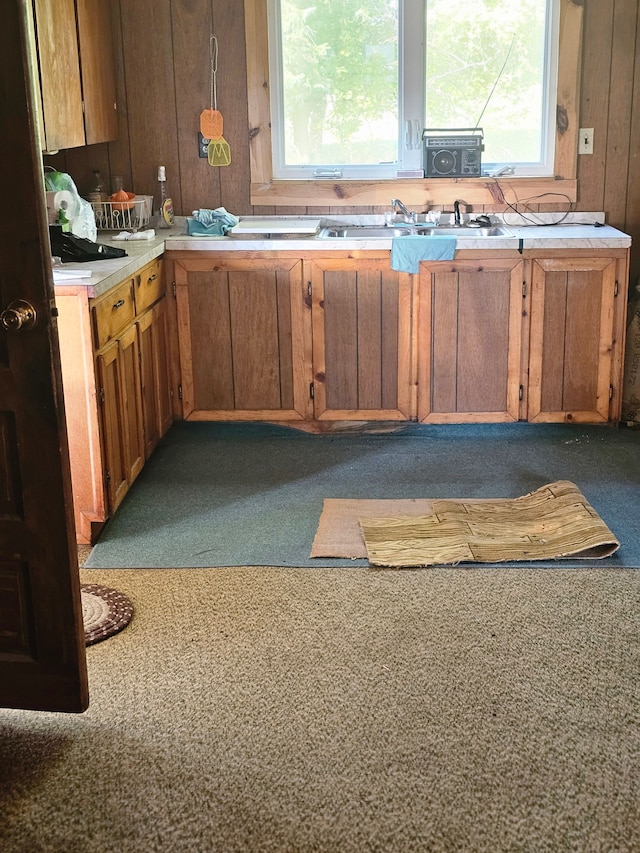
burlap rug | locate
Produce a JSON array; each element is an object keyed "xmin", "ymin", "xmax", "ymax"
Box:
[{"xmin": 311, "ymin": 481, "xmax": 619, "ymax": 568}]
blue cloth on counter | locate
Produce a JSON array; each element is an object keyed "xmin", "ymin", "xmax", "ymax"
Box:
[
  {"xmin": 186, "ymin": 218, "xmax": 228, "ymax": 236},
  {"xmin": 187, "ymin": 206, "xmax": 238, "ymax": 236},
  {"xmin": 391, "ymin": 235, "xmax": 457, "ymax": 273}
]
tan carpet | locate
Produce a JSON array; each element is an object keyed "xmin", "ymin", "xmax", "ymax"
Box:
[{"xmin": 1, "ymin": 566, "xmax": 639, "ymax": 852}]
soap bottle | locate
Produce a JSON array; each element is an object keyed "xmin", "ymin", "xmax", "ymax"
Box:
[{"xmin": 156, "ymin": 165, "xmax": 174, "ymax": 228}]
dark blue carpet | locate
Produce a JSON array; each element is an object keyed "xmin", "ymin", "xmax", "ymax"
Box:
[{"xmin": 85, "ymin": 421, "xmax": 640, "ymax": 568}]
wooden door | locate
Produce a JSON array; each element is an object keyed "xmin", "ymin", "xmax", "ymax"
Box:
[
  {"xmin": 528, "ymin": 257, "xmax": 617, "ymax": 423},
  {"xmin": 0, "ymin": 0, "xmax": 87, "ymax": 712},
  {"xmin": 418, "ymin": 259, "xmax": 525, "ymax": 423},
  {"xmin": 175, "ymin": 258, "xmax": 313, "ymax": 422},
  {"xmin": 308, "ymin": 259, "xmax": 414, "ymax": 421}
]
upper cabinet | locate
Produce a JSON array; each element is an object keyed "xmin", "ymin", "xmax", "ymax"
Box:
[{"xmin": 30, "ymin": 0, "xmax": 117, "ymax": 152}]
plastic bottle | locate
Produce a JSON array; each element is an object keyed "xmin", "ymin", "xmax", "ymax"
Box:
[
  {"xmin": 156, "ymin": 166, "xmax": 174, "ymax": 228},
  {"xmin": 87, "ymin": 170, "xmax": 106, "ymax": 203}
]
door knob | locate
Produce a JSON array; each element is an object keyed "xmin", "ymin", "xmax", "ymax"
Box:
[{"xmin": 1, "ymin": 299, "xmax": 37, "ymax": 331}]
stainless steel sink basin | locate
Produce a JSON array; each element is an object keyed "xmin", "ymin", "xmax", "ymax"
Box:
[
  {"xmin": 319, "ymin": 226, "xmax": 416, "ymax": 238},
  {"xmin": 318, "ymin": 225, "xmax": 509, "ymax": 239},
  {"xmin": 418, "ymin": 226, "xmax": 508, "ymax": 237}
]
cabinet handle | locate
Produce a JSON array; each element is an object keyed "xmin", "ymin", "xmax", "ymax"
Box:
[
  {"xmin": 112, "ymin": 299, "xmax": 125, "ymax": 310},
  {"xmin": 147, "ymin": 274, "xmax": 158, "ymax": 282}
]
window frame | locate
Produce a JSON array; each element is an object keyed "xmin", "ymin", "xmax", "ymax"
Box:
[{"xmin": 244, "ymin": 0, "xmax": 582, "ymax": 208}]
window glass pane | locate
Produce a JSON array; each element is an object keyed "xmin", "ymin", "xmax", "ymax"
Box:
[
  {"xmin": 279, "ymin": 0, "xmax": 398, "ymax": 167},
  {"xmin": 424, "ymin": 0, "xmax": 548, "ymax": 165}
]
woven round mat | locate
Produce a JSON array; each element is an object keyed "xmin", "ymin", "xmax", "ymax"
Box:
[{"xmin": 81, "ymin": 583, "xmax": 133, "ymax": 646}]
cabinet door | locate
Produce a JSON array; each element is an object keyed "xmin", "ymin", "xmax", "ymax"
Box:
[
  {"xmin": 418, "ymin": 259, "xmax": 524, "ymax": 423},
  {"xmin": 96, "ymin": 341, "xmax": 128, "ymax": 511},
  {"xmin": 528, "ymin": 257, "xmax": 617, "ymax": 423},
  {"xmin": 309, "ymin": 259, "xmax": 414, "ymax": 421},
  {"xmin": 96, "ymin": 327, "xmax": 144, "ymax": 513},
  {"xmin": 118, "ymin": 325, "xmax": 145, "ymax": 487},
  {"xmin": 31, "ymin": 0, "xmax": 117, "ymax": 151},
  {"xmin": 138, "ymin": 298, "xmax": 172, "ymax": 458},
  {"xmin": 32, "ymin": 0, "xmax": 85, "ymax": 151},
  {"xmin": 75, "ymin": 0, "xmax": 118, "ymax": 144},
  {"xmin": 175, "ymin": 258, "xmax": 312, "ymax": 421}
]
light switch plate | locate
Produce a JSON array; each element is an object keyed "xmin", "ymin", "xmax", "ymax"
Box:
[{"xmin": 579, "ymin": 128, "xmax": 594, "ymax": 155}]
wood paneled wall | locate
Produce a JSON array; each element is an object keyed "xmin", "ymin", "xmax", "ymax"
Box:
[
  {"xmin": 50, "ymin": 0, "xmax": 251, "ymax": 218},
  {"xmin": 52, "ymin": 0, "xmax": 640, "ymax": 285},
  {"xmin": 578, "ymin": 0, "xmax": 640, "ymax": 286}
]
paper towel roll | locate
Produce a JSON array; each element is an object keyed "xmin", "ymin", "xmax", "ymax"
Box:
[{"xmin": 53, "ymin": 190, "xmax": 78, "ymax": 223}]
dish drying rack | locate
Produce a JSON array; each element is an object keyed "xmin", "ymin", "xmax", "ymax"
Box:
[{"xmin": 90, "ymin": 195, "xmax": 153, "ymax": 231}]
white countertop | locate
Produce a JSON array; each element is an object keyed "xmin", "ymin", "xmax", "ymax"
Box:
[
  {"xmin": 165, "ymin": 212, "xmax": 631, "ymax": 252},
  {"xmin": 165, "ymin": 223, "xmax": 631, "ymax": 253},
  {"xmin": 503, "ymin": 222, "xmax": 631, "ymax": 249},
  {"xmin": 52, "ymin": 227, "xmax": 180, "ymax": 298},
  {"xmin": 52, "ymin": 214, "xmax": 631, "ymax": 299}
]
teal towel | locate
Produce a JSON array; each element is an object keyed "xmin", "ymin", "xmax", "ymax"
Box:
[
  {"xmin": 187, "ymin": 206, "xmax": 239, "ymax": 236},
  {"xmin": 186, "ymin": 218, "xmax": 228, "ymax": 236},
  {"xmin": 391, "ymin": 235, "xmax": 457, "ymax": 273}
]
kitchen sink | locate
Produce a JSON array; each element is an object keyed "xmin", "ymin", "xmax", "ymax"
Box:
[
  {"xmin": 318, "ymin": 225, "xmax": 509, "ymax": 239},
  {"xmin": 417, "ymin": 226, "xmax": 508, "ymax": 237},
  {"xmin": 319, "ymin": 226, "xmax": 416, "ymax": 238}
]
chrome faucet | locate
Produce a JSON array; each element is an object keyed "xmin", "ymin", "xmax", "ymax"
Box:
[
  {"xmin": 390, "ymin": 198, "xmax": 416, "ymax": 224},
  {"xmin": 453, "ymin": 200, "xmax": 462, "ymax": 226}
]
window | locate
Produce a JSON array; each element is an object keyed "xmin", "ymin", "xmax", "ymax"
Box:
[{"xmin": 267, "ymin": 0, "xmax": 560, "ymax": 180}]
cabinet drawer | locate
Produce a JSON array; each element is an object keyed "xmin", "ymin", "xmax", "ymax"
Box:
[
  {"xmin": 135, "ymin": 259, "xmax": 164, "ymax": 315},
  {"xmin": 92, "ymin": 279, "xmax": 136, "ymax": 349}
]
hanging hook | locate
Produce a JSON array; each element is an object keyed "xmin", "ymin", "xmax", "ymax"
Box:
[{"xmin": 209, "ymin": 35, "xmax": 218, "ymax": 111}]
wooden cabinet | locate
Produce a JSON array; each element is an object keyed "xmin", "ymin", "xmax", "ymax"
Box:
[
  {"xmin": 168, "ymin": 246, "xmax": 629, "ymax": 432},
  {"xmin": 417, "ymin": 258, "xmax": 525, "ymax": 423},
  {"xmin": 95, "ymin": 327, "xmax": 144, "ymax": 513},
  {"xmin": 308, "ymin": 258, "xmax": 414, "ymax": 422},
  {"xmin": 57, "ymin": 256, "xmax": 171, "ymax": 543},
  {"xmin": 527, "ymin": 256, "xmax": 619, "ymax": 423},
  {"xmin": 29, "ymin": 0, "xmax": 117, "ymax": 151},
  {"xmin": 174, "ymin": 257, "xmax": 313, "ymax": 422},
  {"xmin": 173, "ymin": 255, "xmax": 414, "ymax": 425},
  {"xmin": 138, "ymin": 298, "xmax": 173, "ymax": 457},
  {"xmin": 415, "ymin": 251, "xmax": 626, "ymax": 425}
]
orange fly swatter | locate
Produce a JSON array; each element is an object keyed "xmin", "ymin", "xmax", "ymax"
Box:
[{"xmin": 200, "ymin": 35, "xmax": 230, "ymax": 165}]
